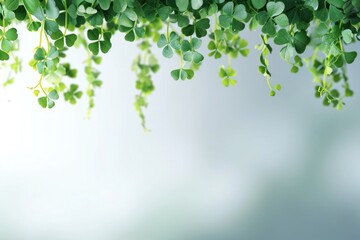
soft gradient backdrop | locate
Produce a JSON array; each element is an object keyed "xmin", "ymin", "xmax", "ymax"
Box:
[{"xmin": 1, "ymin": 26, "xmax": 360, "ymax": 240}]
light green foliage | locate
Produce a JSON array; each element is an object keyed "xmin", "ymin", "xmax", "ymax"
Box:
[
  {"xmin": 0, "ymin": 0, "xmax": 359, "ymax": 128},
  {"xmin": 219, "ymin": 65, "xmax": 236, "ymax": 87}
]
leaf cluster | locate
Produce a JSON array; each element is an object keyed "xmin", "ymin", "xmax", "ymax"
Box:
[{"xmin": 0, "ymin": 0, "xmax": 359, "ymax": 127}]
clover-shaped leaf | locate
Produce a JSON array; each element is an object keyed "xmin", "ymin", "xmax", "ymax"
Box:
[
  {"xmin": 182, "ymin": 38, "xmax": 204, "ymax": 64},
  {"xmin": 342, "ymin": 29, "xmax": 353, "ymax": 44},
  {"xmin": 38, "ymin": 89, "xmax": 59, "ymax": 109},
  {"xmin": 64, "ymin": 84, "xmax": 83, "ymax": 104},
  {"xmin": 274, "ymin": 29, "xmax": 292, "ymax": 45},
  {"xmin": 266, "ymin": 2, "xmax": 285, "ymax": 18},
  {"xmin": 171, "ymin": 68, "xmax": 194, "ymax": 80},
  {"xmin": 219, "ymin": 66, "xmax": 237, "ymax": 87},
  {"xmin": 182, "ymin": 18, "xmax": 210, "ymax": 38},
  {"xmin": 157, "ymin": 32, "xmax": 181, "ymax": 58},
  {"xmin": 176, "ymin": 0, "xmax": 189, "ymax": 12},
  {"xmin": 4, "ymin": 0, "xmax": 20, "ymax": 11},
  {"xmin": 251, "ymin": 0, "xmax": 266, "ymax": 9}
]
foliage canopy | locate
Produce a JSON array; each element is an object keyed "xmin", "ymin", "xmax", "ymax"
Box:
[{"xmin": 0, "ymin": 0, "xmax": 359, "ymax": 127}]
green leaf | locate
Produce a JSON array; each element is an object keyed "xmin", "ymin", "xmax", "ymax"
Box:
[
  {"xmin": 99, "ymin": 0, "xmax": 111, "ymax": 10},
  {"xmin": 329, "ymin": 5, "xmax": 344, "ymax": 22},
  {"xmin": 176, "ymin": 0, "xmax": 189, "ymax": 12},
  {"xmin": 262, "ymin": 20, "xmax": 276, "ymax": 36},
  {"xmin": 192, "ymin": 38, "xmax": 202, "ymax": 49},
  {"xmin": 36, "ymin": 61, "xmax": 45, "ymax": 73},
  {"xmin": 3, "ymin": 8, "xmax": 16, "ymax": 20},
  {"xmin": 219, "ymin": 66, "xmax": 227, "ymax": 78},
  {"xmin": 342, "ymin": 29, "xmax": 353, "ymax": 44},
  {"xmin": 125, "ymin": 30, "xmax": 135, "ymax": 42},
  {"xmin": 65, "ymin": 34, "xmax": 77, "ymax": 47},
  {"xmin": 47, "ymin": 99, "xmax": 55, "ymax": 108},
  {"xmin": 219, "ymin": 15, "xmax": 232, "ymax": 28},
  {"xmin": 75, "ymin": 91, "xmax": 83, "ymax": 99},
  {"xmin": 70, "ymin": 84, "xmax": 79, "ymax": 93},
  {"xmin": 222, "ymin": 2, "xmax": 234, "ymax": 16},
  {"xmin": 291, "ymin": 66, "xmax": 299, "ymax": 73},
  {"xmin": 184, "ymin": 69, "xmax": 194, "ymax": 79},
  {"xmin": 67, "ymin": 4, "xmax": 77, "ymax": 18},
  {"xmin": 48, "ymin": 89, "xmax": 59, "ymax": 100},
  {"xmin": 327, "ymin": 0, "xmax": 344, "ymax": 8},
  {"xmin": 100, "ymin": 40, "xmax": 112, "ymax": 53},
  {"xmin": 181, "ymin": 40, "xmax": 192, "ymax": 52},
  {"xmin": 158, "ymin": 6, "xmax": 172, "ymax": 21},
  {"xmin": 157, "ymin": 34, "xmax": 167, "ymax": 48},
  {"xmin": 85, "ymin": 7, "xmax": 97, "ymax": 15},
  {"xmin": 55, "ymin": 37, "xmax": 64, "ymax": 49},
  {"xmin": 23, "ymin": 0, "xmax": 44, "ymax": 20},
  {"xmin": 273, "ymin": 14, "xmax": 289, "ymax": 28},
  {"xmin": 280, "ymin": 44, "xmax": 294, "ymax": 61},
  {"xmin": 34, "ymin": 47, "xmax": 46, "ymax": 60},
  {"xmin": 257, "ymin": 11, "xmax": 269, "ymax": 25},
  {"xmin": 5, "ymin": 0, "xmax": 19, "ymax": 11},
  {"xmin": 251, "ymin": 0, "xmax": 266, "ymax": 9},
  {"xmin": 180, "ymin": 70, "xmax": 187, "ymax": 80},
  {"xmin": 1, "ymin": 39, "xmax": 12, "ymax": 52},
  {"xmin": 182, "ymin": 25, "xmax": 195, "ymax": 36},
  {"xmin": 162, "ymin": 45, "xmax": 173, "ymax": 58},
  {"xmin": 88, "ymin": 42, "xmax": 99, "ymax": 55},
  {"xmin": 87, "ymin": 28, "xmax": 100, "ymax": 41},
  {"xmin": 48, "ymin": 46, "xmax": 58, "ymax": 59},
  {"xmin": 88, "ymin": 12, "xmax": 103, "ymax": 26},
  {"xmin": 293, "ymin": 30, "xmax": 310, "ymax": 54},
  {"xmin": 50, "ymin": 30, "xmax": 63, "ymax": 40},
  {"xmin": 171, "ymin": 69, "xmax": 180, "ymax": 80},
  {"xmin": 46, "ymin": 0, "xmax": 59, "ymax": 19},
  {"xmin": 227, "ymin": 67, "xmax": 236, "ymax": 77},
  {"xmin": 233, "ymin": 4, "xmax": 247, "ymax": 21},
  {"xmin": 169, "ymin": 33, "xmax": 181, "ymax": 50},
  {"xmin": 23, "ymin": 0, "xmax": 40, "ymax": 14},
  {"xmin": 195, "ymin": 18, "xmax": 210, "ymax": 38},
  {"xmin": 191, "ymin": 0, "xmax": 203, "ymax": 10},
  {"xmin": 245, "ymin": 15, "xmax": 256, "ymax": 29},
  {"xmin": 44, "ymin": 19, "xmax": 59, "ymax": 35},
  {"xmin": 118, "ymin": 14, "xmax": 134, "ymax": 28},
  {"xmin": 266, "ymin": 1, "xmax": 285, "ymax": 17},
  {"xmin": 325, "ymin": 66, "xmax": 333, "ymax": 75},
  {"xmin": 27, "ymin": 21, "xmax": 41, "ymax": 31},
  {"xmin": 113, "ymin": 0, "xmax": 127, "ymax": 13},
  {"xmin": 192, "ymin": 52, "xmax": 204, "ymax": 64},
  {"xmin": 0, "ymin": 50, "xmax": 9, "ymax": 61},
  {"xmin": 232, "ymin": 19, "xmax": 245, "ymax": 32},
  {"xmin": 274, "ymin": 29, "xmax": 291, "ymax": 45},
  {"xmin": 344, "ymin": 51, "xmax": 357, "ymax": 64},
  {"xmin": 38, "ymin": 96, "xmax": 48, "ymax": 108}
]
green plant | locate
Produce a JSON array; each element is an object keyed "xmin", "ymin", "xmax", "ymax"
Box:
[{"xmin": 0, "ymin": 0, "xmax": 359, "ymax": 127}]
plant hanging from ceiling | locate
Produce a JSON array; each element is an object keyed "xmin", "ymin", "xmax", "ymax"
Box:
[{"xmin": 0, "ymin": 0, "xmax": 359, "ymax": 127}]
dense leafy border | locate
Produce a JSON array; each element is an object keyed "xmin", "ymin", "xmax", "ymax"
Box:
[{"xmin": 0, "ymin": 0, "xmax": 359, "ymax": 127}]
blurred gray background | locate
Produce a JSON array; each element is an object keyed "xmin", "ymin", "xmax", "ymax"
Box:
[{"xmin": 0, "ymin": 26, "xmax": 360, "ymax": 240}]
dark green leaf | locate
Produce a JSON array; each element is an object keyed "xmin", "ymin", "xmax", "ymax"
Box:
[
  {"xmin": 65, "ymin": 34, "xmax": 77, "ymax": 47},
  {"xmin": 0, "ymin": 50, "xmax": 10, "ymax": 61},
  {"xmin": 38, "ymin": 96, "xmax": 48, "ymax": 108}
]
